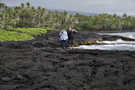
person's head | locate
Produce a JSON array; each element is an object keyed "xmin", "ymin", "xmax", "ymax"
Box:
[{"xmin": 61, "ymin": 29, "xmax": 66, "ymax": 32}]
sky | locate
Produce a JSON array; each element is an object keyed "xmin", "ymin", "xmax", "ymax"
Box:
[{"xmin": 0, "ymin": 0, "xmax": 135, "ymax": 16}]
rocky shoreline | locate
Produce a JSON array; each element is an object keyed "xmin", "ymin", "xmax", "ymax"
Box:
[{"xmin": 0, "ymin": 31, "xmax": 135, "ymax": 90}]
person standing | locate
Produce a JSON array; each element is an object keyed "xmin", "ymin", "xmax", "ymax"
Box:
[
  {"xmin": 59, "ymin": 29, "xmax": 68, "ymax": 49},
  {"xmin": 67, "ymin": 27, "xmax": 77, "ymax": 45}
]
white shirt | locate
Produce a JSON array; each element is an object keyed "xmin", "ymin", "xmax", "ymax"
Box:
[{"xmin": 59, "ymin": 30, "xmax": 68, "ymax": 40}]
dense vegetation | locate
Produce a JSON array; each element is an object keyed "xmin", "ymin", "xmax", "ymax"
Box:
[
  {"xmin": 0, "ymin": 28, "xmax": 51, "ymax": 42},
  {"xmin": 0, "ymin": 29, "xmax": 33, "ymax": 42},
  {"xmin": 7, "ymin": 27, "xmax": 52, "ymax": 36},
  {"xmin": 0, "ymin": 2, "xmax": 135, "ymax": 31}
]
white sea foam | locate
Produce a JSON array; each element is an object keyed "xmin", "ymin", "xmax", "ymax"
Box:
[
  {"xmin": 97, "ymin": 39, "xmax": 135, "ymax": 44},
  {"xmin": 74, "ymin": 44, "xmax": 135, "ymax": 51},
  {"xmin": 74, "ymin": 32, "xmax": 135, "ymax": 51}
]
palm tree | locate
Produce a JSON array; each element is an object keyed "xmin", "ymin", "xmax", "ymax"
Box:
[
  {"xmin": 0, "ymin": 3, "xmax": 5, "ymax": 9},
  {"xmin": 21, "ymin": 3, "xmax": 24, "ymax": 8},
  {"xmin": 122, "ymin": 13, "xmax": 127, "ymax": 19},
  {"xmin": 26, "ymin": 2, "xmax": 30, "ymax": 8}
]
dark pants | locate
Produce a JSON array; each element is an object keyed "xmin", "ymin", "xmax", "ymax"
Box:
[
  {"xmin": 68, "ymin": 37, "xmax": 74, "ymax": 45},
  {"xmin": 61, "ymin": 40, "xmax": 68, "ymax": 49}
]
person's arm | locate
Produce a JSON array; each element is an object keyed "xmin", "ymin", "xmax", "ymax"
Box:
[
  {"xmin": 72, "ymin": 29, "xmax": 78, "ymax": 34},
  {"xmin": 59, "ymin": 32, "xmax": 62, "ymax": 37}
]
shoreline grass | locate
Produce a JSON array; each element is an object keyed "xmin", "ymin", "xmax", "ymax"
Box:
[{"xmin": 0, "ymin": 27, "xmax": 53, "ymax": 42}]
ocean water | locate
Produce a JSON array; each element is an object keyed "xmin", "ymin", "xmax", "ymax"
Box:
[
  {"xmin": 75, "ymin": 32, "xmax": 135, "ymax": 51},
  {"xmin": 99, "ymin": 32, "xmax": 135, "ymax": 39}
]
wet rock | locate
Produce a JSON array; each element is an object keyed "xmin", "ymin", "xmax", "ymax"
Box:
[
  {"xmin": 0, "ymin": 30, "xmax": 135, "ymax": 90},
  {"xmin": 32, "ymin": 41, "xmax": 45, "ymax": 48},
  {"xmin": 1, "ymin": 77, "xmax": 13, "ymax": 81},
  {"xmin": 1, "ymin": 41, "xmax": 32, "ymax": 49},
  {"xmin": 102, "ymin": 35, "xmax": 135, "ymax": 41}
]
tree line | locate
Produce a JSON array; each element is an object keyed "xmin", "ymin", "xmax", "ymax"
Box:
[{"xmin": 0, "ymin": 2, "xmax": 135, "ymax": 31}]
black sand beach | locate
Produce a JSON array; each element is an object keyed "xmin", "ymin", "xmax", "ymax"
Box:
[{"xmin": 0, "ymin": 31, "xmax": 135, "ymax": 90}]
